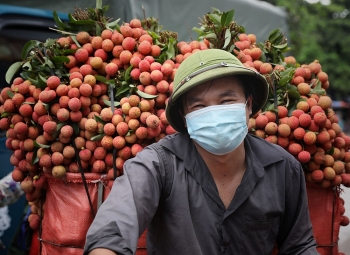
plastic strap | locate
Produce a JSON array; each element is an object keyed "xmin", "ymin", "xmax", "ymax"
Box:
[
  {"xmin": 97, "ymin": 181, "xmax": 103, "ymax": 210},
  {"xmin": 109, "ymin": 84, "xmax": 118, "ymax": 180},
  {"xmin": 38, "ymin": 238, "xmax": 84, "ymax": 249},
  {"xmin": 271, "ymin": 74, "xmax": 279, "ymax": 124},
  {"xmin": 72, "ymin": 134, "xmax": 95, "ymax": 218}
]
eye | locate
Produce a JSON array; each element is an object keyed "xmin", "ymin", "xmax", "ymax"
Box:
[
  {"xmin": 221, "ymin": 99, "xmax": 235, "ymax": 104},
  {"xmin": 191, "ymin": 104, "xmax": 206, "ymax": 110}
]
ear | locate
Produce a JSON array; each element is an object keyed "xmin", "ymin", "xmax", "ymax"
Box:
[
  {"xmin": 179, "ymin": 109, "xmax": 187, "ymax": 128},
  {"xmin": 247, "ymin": 95, "xmax": 253, "ymax": 115}
]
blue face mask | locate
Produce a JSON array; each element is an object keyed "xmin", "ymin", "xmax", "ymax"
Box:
[{"xmin": 185, "ymin": 103, "xmax": 248, "ymax": 155}]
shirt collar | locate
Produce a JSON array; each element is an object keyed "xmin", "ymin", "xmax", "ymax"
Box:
[{"xmin": 158, "ymin": 133, "xmax": 284, "ymax": 174}]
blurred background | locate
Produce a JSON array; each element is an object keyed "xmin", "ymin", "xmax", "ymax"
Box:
[{"xmin": 0, "ymin": 0, "xmax": 349, "ymax": 254}]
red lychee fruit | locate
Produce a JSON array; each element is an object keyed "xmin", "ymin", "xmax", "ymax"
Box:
[
  {"xmin": 311, "ymin": 169, "xmax": 324, "ymax": 183},
  {"xmin": 288, "ymin": 142, "xmax": 302, "ymax": 157},
  {"xmin": 146, "ymin": 114, "xmax": 160, "ymax": 128},
  {"xmin": 316, "ymin": 130, "xmax": 331, "ymax": 144},
  {"xmin": 264, "ymin": 122, "xmax": 278, "ymax": 135},
  {"xmin": 105, "ymin": 63, "xmax": 119, "ymax": 77},
  {"xmin": 255, "ymin": 114, "xmax": 269, "ymax": 129},
  {"xmin": 102, "ymin": 39, "xmax": 114, "ymax": 52},
  {"xmin": 76, "ymin": 31, "xmax": 91, "ymax": 44},
  {"xmin": 119, "ymin": 50, "xmax": 133, "ymax": 64},
  {"xmin": 277, "ymin": 123, "xmax": 291, "ymax": 138},
  {"xmin": 138, "ymin": 40, "xmax": 152, "ymax": 55},
  {"xmin": 303, "ymin": 131, "xmax": 317, "ymax": 145},
  {"xmin": 38, "ymin": 90, "xmax": 56, "ymax": 104},
  {"xmin": 57, "ymin": 108, "xmax": 70, "ymax": 122},
  {"xmin": 259, "ymin": 63, "xmax": 273, "ymax": 74},
  {"xmin": 116, "ymin": 122, "xmax": 129, "ymax": 136},
  {"xmin": 317, "ymin": 95, "xmax": 332, "ymax": 111},
  {"xmin": 43, "ymin": 121, "xmax": 57, "ymax": 135},
  {"xmin": 74, "ymin": 48, "xmax": 89, "ymax": 63},
  {"xmin": 60, "ymin": 125, "xmax": 74, "ymax": 138},
  {"xmin": 46, "ymin": 76, "xmax": 61, "ymax": 90},
  {"xmin": 52, "ymin": 165, "xmax": 66, "ymax": 178},
  {"xmin": 297, "ymin": 150, "xmax": 311, "ymax": 164},
  {"xmin": 68, "ymin": 97, "xmax": 82, "ymax": 112},
  {"xmin": 298, "ymin": 113, "xmax": 311, "ymax": 128}
]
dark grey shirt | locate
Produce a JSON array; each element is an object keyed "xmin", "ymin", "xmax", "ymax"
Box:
[{"xmin": 84, "ymin": 133, "xmax": 319, "ymax": 255}]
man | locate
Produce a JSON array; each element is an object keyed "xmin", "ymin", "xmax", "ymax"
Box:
[{"xmin": 84, "ymin": 49, "xmax": 319, "ymax": 254}]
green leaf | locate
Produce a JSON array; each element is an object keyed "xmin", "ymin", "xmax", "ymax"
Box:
[
  {"xmin": 70, "ymin": 35, "xmax": 81, "ymax": 48},
  {"xmin": 96, "ymin": 23, "xmax": 102, "ymax": 36},
  {"xmin": 326, "ymin": 146, "xmax": 334, "ymax": 155},
  {"xmin": 136, "ymin": 90, "xmax": 158, "ymax": 99},
  {"xmin": 102, "ymin": 5, "xmax": 109, "ymax": 13},
  {"xmin": 34, "ymin": 141, "xmax": 51, "ymax": 148},
  {"xmin": 106, "ymin": 19, "xmax": 120, "ymax": 30},
  {"xmin": 312, "ymin": 80, "xmax": 322, "ymax": 91},
  {"xmin": 311, "ymin": 89, "xmax": 326, "ymax": 95},
  {"xmin": 221, "ymin": 9, "xmax": 234, "ymax": 27},
  {"xmin": 279, "ymin": 74, "xmax": 293, "ymax": 86},
  {"xmin": 223, "ymin": 29, "xmax": 231, "ymax": 49},
  {"xmin": 43, "ymin": 57, "xmax": 55, "ymax": 68},
  {"xmin": 103, "ymin": 99, "xmax": 120, "ymax": 107},
  {"xmin": 22, "ymin": 61, "xmax": 32, "ymax": 71},
  {"xmin": 6, "ymin": 90, "xmax": 14, "ymax": 99},
  {"xmin": 94, "ymin": 114, "xmax": 106, "ymax": 124},
  {"xmin": 96, "ymin": 0, "xmax": 103, "ymax": 9},
  {"xmin": 204, "ymin": 33, "xmax": 217, "ymax": 39},
  {"xmin": 281, "ymin": 47, "xmax": 292, "ymax": 53},
  {"xmin": 39, "ymin": 73, "xmax": 48, "ymax": 84},
  {"xmin": 42, "ymin": 102, "xmax": 49, "ymax": 111},
  {"xmin": 68, "ymin": 13, "xmax": 77, "ymax": 22},
  {"xmin": 208, "ymin": 14, "xmax": 221, "ymax": 25},
  {"xmin": 124, "ymin": 65, "xmax": 133, "ymax": 82},
  {"xmin": 1, "ymin": 112, "xmax": 12, "ymax": 117},
  {"xmin": 52, "ymin": 10, "xmax": 69, "ymax": 30},
  {"xmin": 90, "ymin": 133, "xmax": 105, "ymax": 141},
  {"xmin": 71, "ymin": 122, "xmax": 80, "ymax": 135},
  {"xmin": 22, "ymin": 101, "xmax": 35, "ymax": 105},
  {"xmin": 27, "ymin": 77, "xmax": 39, "ymax": 86},
  {"xmin": 273, "ymin": 43, "xmax": 288, "ymax": 49},
  {"xmin": 115, "ymin": 84, "xmax": 130, "ymax": 97},
  {"xmin": 56, "ymin": 122, "xmax": 65, "ymax": 131},
  {"xmin": 267, "ymin": 103, "xmax": 276, "ymax": 111},
  {"xmin": 287, "ymin": 90, "xmax": 301, "ymax": 100},
  {"xmin": 5, "ymin": 62, "xmax": 22, "ymax": 84},
  {"xmin": 268, "ymin": 29, "xmax": 279, "ymax": 39},
  {"xmin": 95, "ymin": 75, "xmax": 108, "ymax": 83},
  {"xmin": 51, "ymin": 56, "xmax": 70, "ymax": 65},
  {"xmin": 32, "ymin": 148, "xmax": 39, "ymax": 165},
  {"xmin": 21, "ymin": 40, "xmax": 39, "ymax": 60}
]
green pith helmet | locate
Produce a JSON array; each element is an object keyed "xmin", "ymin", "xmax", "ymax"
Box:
[{"xmin": 165, "ymin": 48, "xmax": 269, "ymax": 133}]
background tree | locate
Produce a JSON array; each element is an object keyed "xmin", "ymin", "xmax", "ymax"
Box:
[{"xmin": 265, "ymin": 0, "xmax": 350, "ymax": 100}]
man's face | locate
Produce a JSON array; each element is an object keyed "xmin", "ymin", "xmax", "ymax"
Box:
[{"xmin": 182, "ymin": 76, "xmax": 252, "ymax": 122}]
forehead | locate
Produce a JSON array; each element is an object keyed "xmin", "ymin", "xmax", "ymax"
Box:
[{"xmin": 184, "ymin": 75, "xmax": 244, "ymax": 98}]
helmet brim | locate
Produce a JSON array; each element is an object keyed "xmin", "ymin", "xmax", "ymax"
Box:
[{"xmin": 165, "ymin": 65, "xmax": 269, "ymax": 133}]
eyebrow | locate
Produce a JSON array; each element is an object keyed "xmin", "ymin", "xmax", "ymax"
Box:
[{"xmin": 186, "ymin": 90, "xmax": 238, "ymax": 105}]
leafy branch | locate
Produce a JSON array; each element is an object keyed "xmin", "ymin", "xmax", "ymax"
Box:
[
  {"xmin": 5, "ymin": 39, "xmax": 71, "ymax": 87},
  {"xmin": 193, "ymin": 8, "xmax": 244, "ymax": 52}
]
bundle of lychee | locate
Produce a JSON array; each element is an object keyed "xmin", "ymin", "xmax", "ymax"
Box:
[
  {"xmin": 194, "ymin": 8, "xmax": 350, "ymax": 192},
  {"xmin": 245, "ymin": 52, "xmax": 350, "ymax": 190},
  {"xmin": 0, "ymin": 6, "xmax": 349, "ymax": 228}
]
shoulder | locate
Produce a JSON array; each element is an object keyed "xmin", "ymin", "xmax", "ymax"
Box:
[
  {"xmin": 147, "ymin": 133, "xmax": 191, "ymax": 160},
  {"xmin": 246, "ymin": 134, "xmax": 300, "ymax": 166}
]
